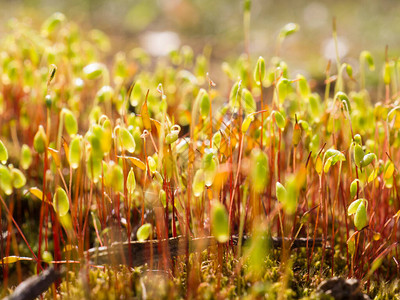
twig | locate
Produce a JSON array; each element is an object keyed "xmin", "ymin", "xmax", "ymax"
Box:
[
  {"xmin": 87, "ymin": 235, "xmax": 325, "ymax": 266},
  {"xmin": 4, "ymin": 267, "xmax": 61, "ymax": 300}
]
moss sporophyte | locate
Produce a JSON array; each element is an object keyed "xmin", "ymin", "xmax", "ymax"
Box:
[{"xmin": 0, "ymin": 10, "xmax": 399, "ymax": 300}]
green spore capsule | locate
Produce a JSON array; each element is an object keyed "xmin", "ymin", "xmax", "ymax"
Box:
[
  {"xmin": 137, "ymin": 223, "xmax": 152, "ymax": 241},
  {"xmin": 147, "ymin": 156, "xmax": 157, "ymax": 174},
  {"xmin": 45, "ymin": 95, "xmax": 52, "ymax": 109},
  {"xmin": 241, "ymin": 114, "xmax": 254, "ymax": 133},
  {"xmin": 105, "ymin": 161, "xmax": 124, "ymax": 192},
  {"xmin": 350, "ymin": 179, "xmax": 361, "ymax": 199},
  {"xmin": 274, "ymin": 111, "xmax": 286, "ymax": 130},
  {"xmin": 41, "ymin": 12, "xmax": 66, "ymax": 35},
  {"xmin": 33, "ymin": 125, "xmax": 48, "ymax": 154},
  {"xmin": 203, "ymin": 152, "xmax": 218, "ymax": 187},
  {"xmin": 211, "ymin": 201, "xmax": 229, "ymax": 243},
  {"xmin": 0, "ymin": 165, "xmax": 12, "ymax": 195},
  {"xmin": 212, "ymin": 131, "xmax": 221, "ymax": 150},
  {"xmin": 11, "ymin": 168, "xmax": 26, "ymax": 189},
  {"xmin": 0, "ymin": 139, "xmax": 8, "ymax": 164},
  {"xmin": 360, "ymin": 153, "xmax": 376, "ymax": 167},
  {"xmin": 354, "ymin": 201, "xmax": 368, "ymax": 230},
  {"xmin": 250, "ymin": 149, "xmax": 269, "ymax": 194},
  {"xmin": 126, "ymin": 167, "xmax": 136, "ymax": 193},
  {"xmin": 192, "ymin": 169, "xmax": 205, "ymax": 197},
  {"xmin": 62, "ymin": 108, "xmax": 78, "ymax": 136},
  {"xmin": 242, "ymin": 88, "xmax": 256, "ymax": 115},
  {"xmin": 279, "ymin": 23, "xmax": 300, "ymax": 39},
  {"xmin": 69, "ymin": 136, "xmax": 82, "ymax": 169},
  {"xmin": 20, "ymin": 144, "xmax": 32, "ymax": 170},
  {"xmin": 83, "ymin": 62, "xmax": 104, "ymax": 80},
  {"xmin": 53, "ymin": 187, "xmax": 70, "ymax": 217},
  {"xmin": 354, "ymin": 144, "xmax": 365, "ymax": 167},
  {"xmin": 96, "ymin": 85, "xmax": 114, "ymax": 103},
  {"xmin": 253, "ymin": 56, "xmax": 266, "ymax": 86},
  {"xmin": 119, "ymin": 127, "xmax": 136, "ymax": 153},
  {"xmin": 276, "ymin": 182, "xmax": 287, "ymax": 204},
  {"xmin": 297, "ymin": 74, "xmax": 310, "ymax": 98},
  {"xmin": 361, "ymin": 51, "xmax": 375, "ymax": 70},
  {"xmin": 198, "ymin": 89, "xmax": 210, "ymax": 119}
]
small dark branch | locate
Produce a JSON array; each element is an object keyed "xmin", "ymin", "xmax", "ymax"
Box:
[
  {"xmin": 87, "ymin": 235, "xmax": 325, "ymax": 266},
  {"xmin": 4, "ymin": 267, "xmax": 61, "ymax": 300}
]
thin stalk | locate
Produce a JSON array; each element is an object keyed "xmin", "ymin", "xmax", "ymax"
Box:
[
  {"xmin": 331, "ymin": 161, "xmax": 342, "ymax": 276},
  {"xmin": 259, "ymin": 68, "xmax": 264, "ymax": 150},
  {"xmin": 0, "ymin": 194, "xmax": 41, "ymax": 267}
]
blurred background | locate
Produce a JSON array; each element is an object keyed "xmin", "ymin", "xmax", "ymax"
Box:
[{"xmin": 1, "ymin": 0, "xmax": 400, "ymax": 78}]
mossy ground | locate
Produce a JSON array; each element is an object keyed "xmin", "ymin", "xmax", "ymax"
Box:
[{"xmin": 2, "ymin": 245, "xmax": 396, "ymax": 299}]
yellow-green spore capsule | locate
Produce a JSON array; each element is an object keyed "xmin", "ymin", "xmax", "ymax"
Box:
[
  {"xmin": 33, "ymin": 125, "xmax": 48, "ymax": 154},
  {"xmin": 211, "ymin": 201, "xmax": 229, "ymax": 243},
  {"xmin": 69, "ymin": 136, "xmax": 82, "ymax": 169},
  {"xmin": 20, "ymin": 144, "xmax": 32, "ymax": 170},
  {"xmin": 137, "ymin": 223, "xmax": 152, "ymax": 241},
  {"xmin": 126, "ymin": 167, "xmax": 136, "ymax": 193},
  {"xmin": 119, "ymin": 127, "xmax": 136, "ymax": 153},
  {"xmin": 11, "ymin": 168, "xmax": 26, "ymax": 189},
  {"xmin": 0, "ymin": 139, "xmax": 8, "ymax": 164},
  {"xmin": 192, "ymin": 169, "xmax": 205, "ymax": 197},
  {"xmin": 53, "ymin": 187, "xmax": 70, "ymax": 217},
  {"xmin": 63, "ymin": 108, "xmax": 78, "ymax": 136}
]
